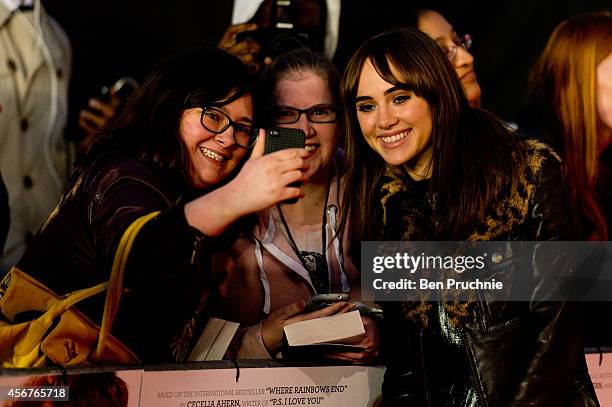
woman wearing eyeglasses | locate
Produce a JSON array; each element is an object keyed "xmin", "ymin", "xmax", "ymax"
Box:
[
  {"xmin": 10, "ymin": 47, "xmax": 309, "ymax": 363},
  {"xmin": 212, "ymin": 48, "xmax": 379, "ymax": 363},
  {"xmin": 406, "ymin": 9, "xmax": 482, "ymax": 108}
]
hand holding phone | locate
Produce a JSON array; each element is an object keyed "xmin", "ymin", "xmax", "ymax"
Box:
[
  {"xmin": 351, "ymin": 302, "xmax": 383, "ymax": 319},
  {"xmin": 265, "ymin": 127, "xmax": 306, "ymax": 204},
  {"xmin": 97, "ymin": 77, "xmax": 139, "ymax": 104},
  {"xmin": 303, "ymin": 293, "xmax": 350, "ymax": 313}
]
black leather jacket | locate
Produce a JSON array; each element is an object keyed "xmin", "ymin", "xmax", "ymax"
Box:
[
  {"xmin": 17, "ymin": 154, "xmax": 210, "ymax": 363},
  {"xmin": 378, "ymin": 140, "xmax": 598, "ymax": 406}
]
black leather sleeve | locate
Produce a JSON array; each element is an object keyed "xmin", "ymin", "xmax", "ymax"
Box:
[
  {"xmin": 504, "ymin": 149, "xmax": 595, "ymax": 405},
  {"xmin": 380, "ymin": 302, "xmax": 427, "ymax": 406},
  {"xmin": 524, "ymin": 147, "xmax": 572, "ymax": 241}
]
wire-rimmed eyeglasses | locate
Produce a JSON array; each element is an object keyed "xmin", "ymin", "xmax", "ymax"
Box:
[{"xmin": 442, "ymin": 34, "xmax": 472, "ymax": 63}]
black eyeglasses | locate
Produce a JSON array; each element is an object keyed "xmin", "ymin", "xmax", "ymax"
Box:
[
  {"xmin": 199, "ymin": 106, "xmax": 257, "ymax": 148},
  {"xmin": 268, "ymin": 105, "xmax": 339, "ymax": 124}
]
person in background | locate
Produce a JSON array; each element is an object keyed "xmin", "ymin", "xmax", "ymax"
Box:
[
  {"xmin": 406, "ymin": 8, "xmax": 482, "ymax": 108},
  {"xmin": 218, "ymin": 0, "xmax": 396, "ymax": 76},
  {"xmin": 521, "ymin": 11, "xmax": 612, "ymax": 349},
  {"xmin": 0, "ymin": 0, "xmax": 72, "ymax": 273},
  {"xmin": 340, "ymin": 27, "xmax": 596, "ymax": 406},
  {"xmin": 0, "ymin": 173, "xmax": 8, "ymax": 254},
  {"xmin": 212, "ymin": 48, "xmax": 378, "ymax": 363},
  {"xmin": 77, "ymin": 0, "xmax": 386, "ymax": 169},
  {"xmin": 218, "ymin": 0, "xmax": 328, "ymax": 76},
  {"xmin": 522, "ymin": 12, "xmax": 611, "ymax": 241},
  {"xmin": 10, "ymin": 47, "xmax": 309, "ymax": 363}
]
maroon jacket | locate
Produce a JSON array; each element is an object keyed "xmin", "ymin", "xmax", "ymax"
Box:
[{"xmin": 17, "ymin": 154, "xmax": 210, "ymax": 363}]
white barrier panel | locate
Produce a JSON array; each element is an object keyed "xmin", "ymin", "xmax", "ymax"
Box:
[
  {"xmin": 141, "ymin": 366, "xmax": 384, "ymax": 407},
  {"xmin": 0, "ymin": 365, "xmax": 384, "ymax": 407},
  {"xmin": 587, "ymin": 353, "xmax": 612, "ymax": 405},
  {"xmin": 3, "ymin": 356, "xmax": 609, "ymax": 406}
]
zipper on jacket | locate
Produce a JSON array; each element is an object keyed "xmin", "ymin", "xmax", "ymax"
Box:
[{"xmin": 190, "ymin": 234, "xmax": 206, "ymax": 264}]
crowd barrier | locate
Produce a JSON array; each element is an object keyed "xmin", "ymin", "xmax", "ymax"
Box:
[
  {"xmin": 0, "ymin": 360, "xmax": 384, "ymax": 406},
  {"xmin": 0, "ymin": 352, "xmax": 610, "ymax": 406}
]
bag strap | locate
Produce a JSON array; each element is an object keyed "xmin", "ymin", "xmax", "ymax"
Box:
[{"xmin": 94, "ymin": 211, "xmax": 160, "ymax": 359}]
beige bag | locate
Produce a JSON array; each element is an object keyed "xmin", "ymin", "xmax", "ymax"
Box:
[{"xmin": 0, "ymin": 211, "xmax": 160, "ymax": 367}]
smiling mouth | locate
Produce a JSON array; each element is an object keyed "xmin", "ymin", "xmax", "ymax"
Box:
[
  {"xmin": 305, "ymin": 144, "xmax": 319, "ymax": 153},
  {"xmin": 380, "ymin": 130, "xmax": 410, "ymax": 144},
  {"xmin": 199, "ymin": 146, "xmax": 225, "ymax": 163}
]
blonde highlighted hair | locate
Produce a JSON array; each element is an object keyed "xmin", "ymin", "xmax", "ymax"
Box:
[{"xmin": 530, "ymin": 11, "xmax": 612, "ymax": 239}]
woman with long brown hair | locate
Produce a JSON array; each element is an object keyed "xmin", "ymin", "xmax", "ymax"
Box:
[
  {"xmin": 340, "ymin": 27, "xmax": 597, "ymax": 406},
  {"xmin": 523, "ymin": 12, "xmax": 612, "ymax": 241},
  {"xmin": 521, "ymin": 10, "xmax": 612, "ymax": 353}
]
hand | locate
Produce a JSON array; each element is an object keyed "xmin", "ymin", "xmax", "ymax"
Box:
[
  {"xmin": 261, "ymin": 301, "xmax": 354, "ymax": 355},
  {"xmin": 218, "ymin": 22, "xmax": 258, "ymax": 52},
  {"xmin": 184, "ymin": 130, "xmax": 309, "ymax": 236},
  {"xmin": 78, "ymin": 94, "xmax": 121, "ymax": 151},
  {"xmin": 225, "ymin": 129, "xmax": 310, "ymax": 216},
  {"xmin": 218, "ymin": 23, "xmax": 262, "ymax": 70},
  {"xmin": 325, "ymin": 316, "xmax": 380, "ymax": 364}
]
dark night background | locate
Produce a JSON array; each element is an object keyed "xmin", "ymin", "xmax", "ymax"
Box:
[{"xmin": 41, "ymin": 0, "xmax": 612, "ymax": 139}]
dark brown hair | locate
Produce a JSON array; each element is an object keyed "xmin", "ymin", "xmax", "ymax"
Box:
[
  {"xmin": 340, "ymin": 28, "xmax": 523, "ymax": 254},
  {"xmin": 85, "ymin": 47, "xmax": 253, "ymax": 189}
]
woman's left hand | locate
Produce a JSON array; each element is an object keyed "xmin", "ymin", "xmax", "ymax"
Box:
[{"xmin": 325, "ymin": 316, "xmax": 380, "ymax": 364}]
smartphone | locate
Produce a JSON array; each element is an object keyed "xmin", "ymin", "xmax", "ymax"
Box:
[
  {"xmin": 265, "ymin": 127, "xmax": 306, "ymax": 204},
  {"xmin": 97, "ymin": 77, "xmax": 139, "ymax": 104},
  {"xmin": 303, "ymin": 293, "xmax": 349, "ymax": 312},
  {"xmin": 264, "ymin": 127, "xmax": 305, "ymax": 154},
  {"xmin": 351, "ymin": 302, "xmax": 384, "ymax": 318}
]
